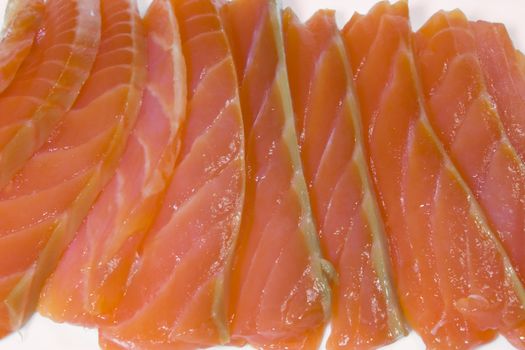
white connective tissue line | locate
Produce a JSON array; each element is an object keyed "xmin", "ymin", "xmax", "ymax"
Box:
[{"xmin": 0, "ymin": 0, "xmax": 521, "ymax": 349}]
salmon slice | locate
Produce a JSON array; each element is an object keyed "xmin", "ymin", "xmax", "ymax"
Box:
[
  {"xmin": 0, "ymin": 0, "xmax": 100, "ymax": 189},
  {"xmin": 99, "ymin": 333, "xmax": 195, "ymax": 350},
  {"xmin": 342, "ymin": 2, "xmax": 525, "ymax": 349},
  {"xmin": 469, "ymin": 21, "xmax": 525, "ymax": 165},
  {"xmin": 414, "ymin": 11, "xmax": 525, "ymax": 347},
  {"xmin": 97, "ymin": 0, "xmax": 245, "ymax": 347},
  {"xmin": 517, "ymin": 50, "xmax": 525, "ymax": 76},
  {"xmin": 0, "ymin": 0, "xmax": 43, "ymax": 93},
  {"xmin": 220, "ymin": 0, "xmax": 331, "ymax": 348},
  {"xmin": 0, "ymin": 0, "xmax": 145, "ymax": 338},
  {"xmin": 39, "ymin": 0, "xmax": 185, "ymax": 327},
  {"xmin": 283, "ymin": 9, "xmax": 406, "ymax": 350}
]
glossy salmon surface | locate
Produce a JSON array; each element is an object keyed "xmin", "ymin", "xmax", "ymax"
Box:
[
  {"xmin": 0, "ymin": 0, "xmax": 44, "ymax": 93},
  {"xmin": 2, "ymin": 0, "xmax": 146, "ymax": 337},
  {"xmin": 39, "ymin": 0, "xmax": 185, "ymax": 327},
  {"xmin": 343, "ymin": 2, "xmax": 525, "ymax": 348},
  {"xmin": 0, "ymin": 0, "xmax": 101, "ymax": 189},
  {"xmin": 415, "ymin": 11, "xmax": 525, "ymax": 347},
  {"xmin": 283, "ymin": 9, "xmax": 406, "ymax": 350},
  {"xmin": 98, "ymin": 0, "xmax": 245, "ymax": 347},
  {"xmin": 220, "ymin": 0, "xmax": 331, "ymax": 348}
]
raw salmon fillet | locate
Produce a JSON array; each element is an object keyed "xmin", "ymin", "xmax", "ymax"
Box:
[
  {"xmin": 98, "ymin": 0, "xmax": 245, "ymax": 347},
  {"xmin": 220, "ymin": 0, "xmax": 331, "ymax": 348},
  {"xmin": 39, "ymin": 0, "xmax": 185, "ymax": 326},
  {"xmin": 342, "ymin": 2, "xmax": 525, "ymax": 349},
  {"xmin": 470, "ymin": 21, "xmax": 525, "ymax": 165},
  {"xmin": 0, "ymin": 0, "xmax": 101, "ymax": 189},
  {"xmin": 414, "ymin": 11, "xmax": 525, "ymax": 347},
  {"xmin": 0, "ymin": 0, "xmax": 145, "ymax": 338},
  {"xmin": 0, "ymin": 0, "xmax": 43, "ymax": 93},
  {"xmin": 283, "ymin": 9, "xmax": 406, "ymax": 350}
]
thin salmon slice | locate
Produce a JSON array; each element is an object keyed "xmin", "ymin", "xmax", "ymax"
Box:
[
  {"xmin": 342, "ymin": 2, "xmax": 525, "ymax": 349},
  {"xmin": 469, "ymin": 21, "xmax": 525, "ymax": 165},
  {"xmin": 38, "ymin": 0, "xmax": 185, "ymax": 327},
  {"xmin": 98, "ymin": 0, "xmax": 245, "ymax": 347},
  {"xmin": 517, "ymin": 50, "xmax": 525, "ymax": 76},
  {"xmin": 0, "ymin": 0, "xmax": 44, "ymax": 93},
  {"xmin": 220, "ymin": 0, "xmax": 331, "ymax": 348},
  {"xmin": 0, "ymin": 0, "xmax": 145, "ymax": 338},
  {"xmin": 0, "ymin": 0, "xmax": 101, "ymax": 189},
  {"xmin": 283, "ymin": 9, "xmax": 406, "ymax": 350},
  {"xmin": 414, "ymin": 11, "xmax": 525, "ymax": 347}
]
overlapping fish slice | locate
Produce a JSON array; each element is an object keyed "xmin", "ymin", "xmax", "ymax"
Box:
[
  {"xmin": 414, "ymin": 11, "xmax": 525, "ymax": 347},
  {"xmin": 0, "ymin": 0, "xmax": 145, "ymax": 338},
  {"xmin": 0, "ymin": 0, "xmax": 43, "ymax": 93},
  {"xmin": 469, "ymin": 21, "xmax": 525, "ymax": 165},
  {"xmin": 98, "ymin": 0, "xmax": 245, "ymax": 347},
  {"xmin": 219, "ymin": 0, "xmax": 331, "ymax": 348},
  {"xmin": 0, "ymin": 0, "xmax": 101, "ymax": 189},
  {"xmin": 282, "ymin": 9, "xmax": 406, "ymax": 350},
  {"xmin": 342, "ymin": 2, "xmax": 525, "ymax": 349},
  {"xmin": 38, "ymin": 0, "xmax": 185, "ymax": 327}
]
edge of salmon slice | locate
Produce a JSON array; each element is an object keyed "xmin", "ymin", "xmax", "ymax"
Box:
[
  {"xmin": 283, "ymin": 8, "xmax": 407, "ymax": 350},
  {"xmin": 98, "ymin": 0, "xmax": 246, "ymax": 347},
  {"xmin": 343, "ymin": 1, "xmax": 525, "ymax": 348},
  {"xmin": 0, "ymin": 0, "xmax": 146, "ymax": 337},
  {"xmin": 38, "ymin": 0, "xmax": 186, "ymax": 327},
  {"xmin": 414, "ymin": 10, "xmax": 525, "ymax": 347},
  {"xmin": 0, "ymin": 0, "xmax": 101, "ymax": 190},
  {"xmin": 98, "ymin": 330, "xmax": 197, "ymax": 350},
  {"xmin": 517, "ymin": 50, "xmax": 525, "ymax": 76},
  {"xmin": 0, "ymin": 0, "xmax": 44, "ymax": 93},
  {"xmin": 220, "ymin": 0, "xmax": 333, "ymax": 348}
]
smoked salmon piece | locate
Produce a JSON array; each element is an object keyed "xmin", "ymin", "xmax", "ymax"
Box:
[
  {"xmin": 517, "ymin": 50, "xmax": 525, "ymax": 76},
  {"xmin": 283, "ymin": 9, "xmax": 406, "ymax": 350},
  {"xmin": 0, "ymin": 0, "xmax": 43, "ymax": 93},
  {"xmin": 220, "ymin": 0, "xmax": 331, "ymax": 348},
  {"xmin": 39, "ymin": 0, "xmax": 185, "ymax": 326},
  {"xmin": 0, "ymin": 0, "xmax": 145, "ymax": 338},
  {"xmin": 470, "ymin": 21, "xmax": 525, "ymax": 164},
  {"xmin": 342, "ymin": 2, "xmax": 525, "ymax": 349},
  {"xmin": 0, "ymin": 0, "xmax": 101, "ymax": 189},
  {"xmin": 98, "ymin": 0, "xmax": 245, "ymax": 347},
  {"xmin": 414, "ymin": 11, "xmax": 525, "ymax": 347},
  {"xmin": 98, "ymin": 334, "xmax": 195, "ymax": 350}
]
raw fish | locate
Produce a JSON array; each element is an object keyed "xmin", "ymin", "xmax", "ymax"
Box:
[
  {"xmin": 220, "ymin": 0, "xmax": 332, "ymax": 348},
  {"xmin": 40, "ymin": 0, "xmax": 185, "ymax": 327},
  {"xmin": 470, "ymin": 21, "xmax": 525, "ymax": 165},
  {"xmin": 0, "ymin": 0, "xmax": 101, "ymax": 189},
  {"xmin": 1, "ymin": 0, "xmax": 145, "ymax": 338},
  {"xmin": 0, "ymin": 0, "xmax": 43, "ymax": 93},
  {"xmin": 342, "ymin": 2, "xmax": 525, "ymax": 348},
  {"xmin": 98, "ymin": 0, "xmax": 245, "ymax": 347},
  {"xmin": 283, "ymin": 8, "xmax": 406, "ymax": 350},
  {"xmin": 414, "ymin": 10, "xmax": 525, "ymax": 347}
]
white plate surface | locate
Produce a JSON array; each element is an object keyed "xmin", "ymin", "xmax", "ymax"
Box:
[{"xmin": 0, "ymin": 0, "xmax": 524, "ymax": 349}]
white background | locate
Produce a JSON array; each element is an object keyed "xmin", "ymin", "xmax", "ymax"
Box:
[{"xmin": 0, "ymin": 0, "xmax": 524, "ymax": 349}]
